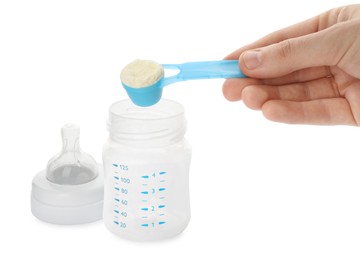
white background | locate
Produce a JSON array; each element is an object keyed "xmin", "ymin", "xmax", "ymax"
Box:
[{"xmin": 1, "ymin": 0, "xmax": 360, "ymax": 259}]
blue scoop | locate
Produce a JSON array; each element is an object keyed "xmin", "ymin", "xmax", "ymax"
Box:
[{"xmin": 121, "ymin": 60, "xmax": 246, "ymax": 107}]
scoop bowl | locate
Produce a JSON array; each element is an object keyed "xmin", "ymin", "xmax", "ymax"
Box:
[{"xmin": 122, "ymin": 79, "xmax": 163, "ymax": 107}]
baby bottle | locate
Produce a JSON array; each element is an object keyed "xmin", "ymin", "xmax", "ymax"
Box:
[{"xmin": 102, "ymin": 99, "xmax": 191, "ymax": 241}]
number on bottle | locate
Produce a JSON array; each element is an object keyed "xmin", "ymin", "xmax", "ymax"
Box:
[
  {"xmin": 120, "ymin": 222, "xmax": 126, "ymax": 228},
  {"xmin": 121, "ymin": 177, "xmax": 130, "ymax": 184}
]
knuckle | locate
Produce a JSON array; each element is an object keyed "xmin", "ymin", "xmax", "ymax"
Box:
[{"xmin": 277, "ymin": 39, "xmax": 295, "ymax": 59}]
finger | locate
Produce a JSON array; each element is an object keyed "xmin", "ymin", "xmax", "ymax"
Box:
[
  {"xmin": 262, "ymin": 66, "xmax": 331, "ymax": 86},
  {"xmin": 223, "ymin": 67, "xmax": 332, "ymax": 103},
  {"xmin": 222, "ymin": 78, "xmax": 262, "ymax": 101},
  {"xmin": 262, "ymin": 98, "xmax": 356, "ymax": 125},
  {"xmin": 343, "ymin": 81, "xmax": 360, "ymax": 125},
  {"xmin": 224, "ymin": 7, "xmax": 343, "ymax": 60},
  {"xmin": 242, "ymin": 77, "xmax": 339, "ymax": 110},
  {"xmin": 240, "ymin": 22, "xmax": 352, "ymax": 79}
]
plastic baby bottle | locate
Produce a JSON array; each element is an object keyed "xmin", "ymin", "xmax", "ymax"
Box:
[{"xmin": 102, "ymin": 99, "xmax": 191, "ymax": 241}]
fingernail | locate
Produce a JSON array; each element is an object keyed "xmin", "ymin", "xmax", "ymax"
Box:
[{"xmin": 243, "ymin": 50, "xmax": 262, "ymax": 69}]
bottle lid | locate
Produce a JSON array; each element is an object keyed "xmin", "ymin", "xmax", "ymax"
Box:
[{"xmin": 31, "ymin": 124, "xmax": 104, "ymax": 225}]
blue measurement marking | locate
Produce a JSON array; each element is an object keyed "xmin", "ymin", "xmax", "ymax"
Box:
[
  {"xmin": 159, "ymin": 197, "xmax": 165, "ymax": 199},
  {"xmin": 114, "ymin": 198, "xmax": 120, "ymax": 202},
  {"xmin": 114, "ymin": 187, "xmax": 120, "ymax": 191},
  {"xmin": 159, "ymin": 213, "xmax": 165, "ymax": 216},
  {"xmin": 113, "ymin": 176, "xmax": 119, "ymax": 180},
  {"xmin": 159, "ymin": 172, "xmax": 167, "ymax": 175},
  {"xmin": 159, "ymin": 188, "xmax": 166, "ymax": 191},
  {"xmin": 141, "ymin": 208, "xmax": 149, "ymax": 211},
  {"xmin": 141, "ymin": 224, "xmax": 149, "ymax": 227},
  {"xmin": 142, "ymin": 216, "xmax": 148, "ymax": 219},
  {"xmin": 141, "ymin": 191, "xmax": 149, "ymax": 194},
  {"xmin": 158, "ymin": 221, "xmax": 166, "ymax": 225},
  {"xmin": 114, "ymin": 210, "xmax": 119, "ymax": 214},
  {"xmin": 114, "ymin": 221, "xmax": 119, "ymax": 225},
  {"xmin": 113, "ymin": 164, "xmax": 118, "ymax": 167},
  {"xmin": 141, "ymin": 175, "xmax": 149, "ymax": 179},
  {"xmin": 160, "ymin": 180, "xmax": 166, "ymax": 182},
  {"xmin": 158, "ymin": 205, "xmax": 165, "ymax": 209}
]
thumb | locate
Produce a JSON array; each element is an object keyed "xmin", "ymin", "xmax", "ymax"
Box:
[{"xmin": 240, "ymin": 26, "xmax": 345, "ymax": 78}]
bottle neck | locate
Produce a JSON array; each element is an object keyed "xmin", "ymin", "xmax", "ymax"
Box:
[
  {"xmin": 109, "ymin": 124, "xmax": 186, "ymax": 148},
  {"xmin": 107, "ymin": 99, "xmax": 186, "ymax": 148}
]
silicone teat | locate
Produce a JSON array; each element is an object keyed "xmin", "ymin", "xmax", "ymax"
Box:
[
  {"xmin": 46, "ymin": 123, "xmax": 98, "ymax": 185},
  {"xmin": 120, "ymin": 59, "xmax": 246, "ymax": 107}
]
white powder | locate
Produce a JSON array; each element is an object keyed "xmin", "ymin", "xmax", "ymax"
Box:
[{"xmin": 120, "ymin": 59, "xmax": 164, "ymax": 88}]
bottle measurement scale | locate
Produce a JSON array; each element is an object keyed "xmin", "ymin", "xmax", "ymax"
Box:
[{"xmin": 112, "ymin": 163, "xmax": 168, "ymax": 230}]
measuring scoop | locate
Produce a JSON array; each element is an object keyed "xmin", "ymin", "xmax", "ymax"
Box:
[{"xmin": 121, "ymin": 60, "xmax": 246, "ymax": 107}]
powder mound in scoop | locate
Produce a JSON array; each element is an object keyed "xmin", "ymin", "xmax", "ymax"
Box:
[{"xmin": 120, "ymin": 59, "xmax": 164, "ymax": 88}]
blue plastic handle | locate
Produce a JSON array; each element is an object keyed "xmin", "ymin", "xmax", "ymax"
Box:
[{"xmin": 162, "ymin": 60, "xmax": 245, "ymax": 86}]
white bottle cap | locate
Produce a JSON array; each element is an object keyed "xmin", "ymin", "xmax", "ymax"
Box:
[
  {"xmin": 31, "ymin": 166, "xmax": 104, "ymax": 225},
  {"xmin": 31, "ymin": 124, "xmax": 104, "ymax": 225}
]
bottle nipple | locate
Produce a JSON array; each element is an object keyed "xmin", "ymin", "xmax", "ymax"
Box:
[{"xmin": 46, "ymin": 123, "xmax": 98, "ymax": 185}]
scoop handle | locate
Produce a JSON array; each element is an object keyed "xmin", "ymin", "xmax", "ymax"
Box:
[{"xmin": 162, "ymin": 60, "xmax": 246, "ymax": 86}]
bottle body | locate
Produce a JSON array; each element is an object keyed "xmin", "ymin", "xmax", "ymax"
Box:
[
  {"xmin": 103, "ymin": 139, "xmax": 191, "ymax": 241},
  {"xmin": 102, "ymin": 99, "xmax": 191, "ymax": 241}
]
